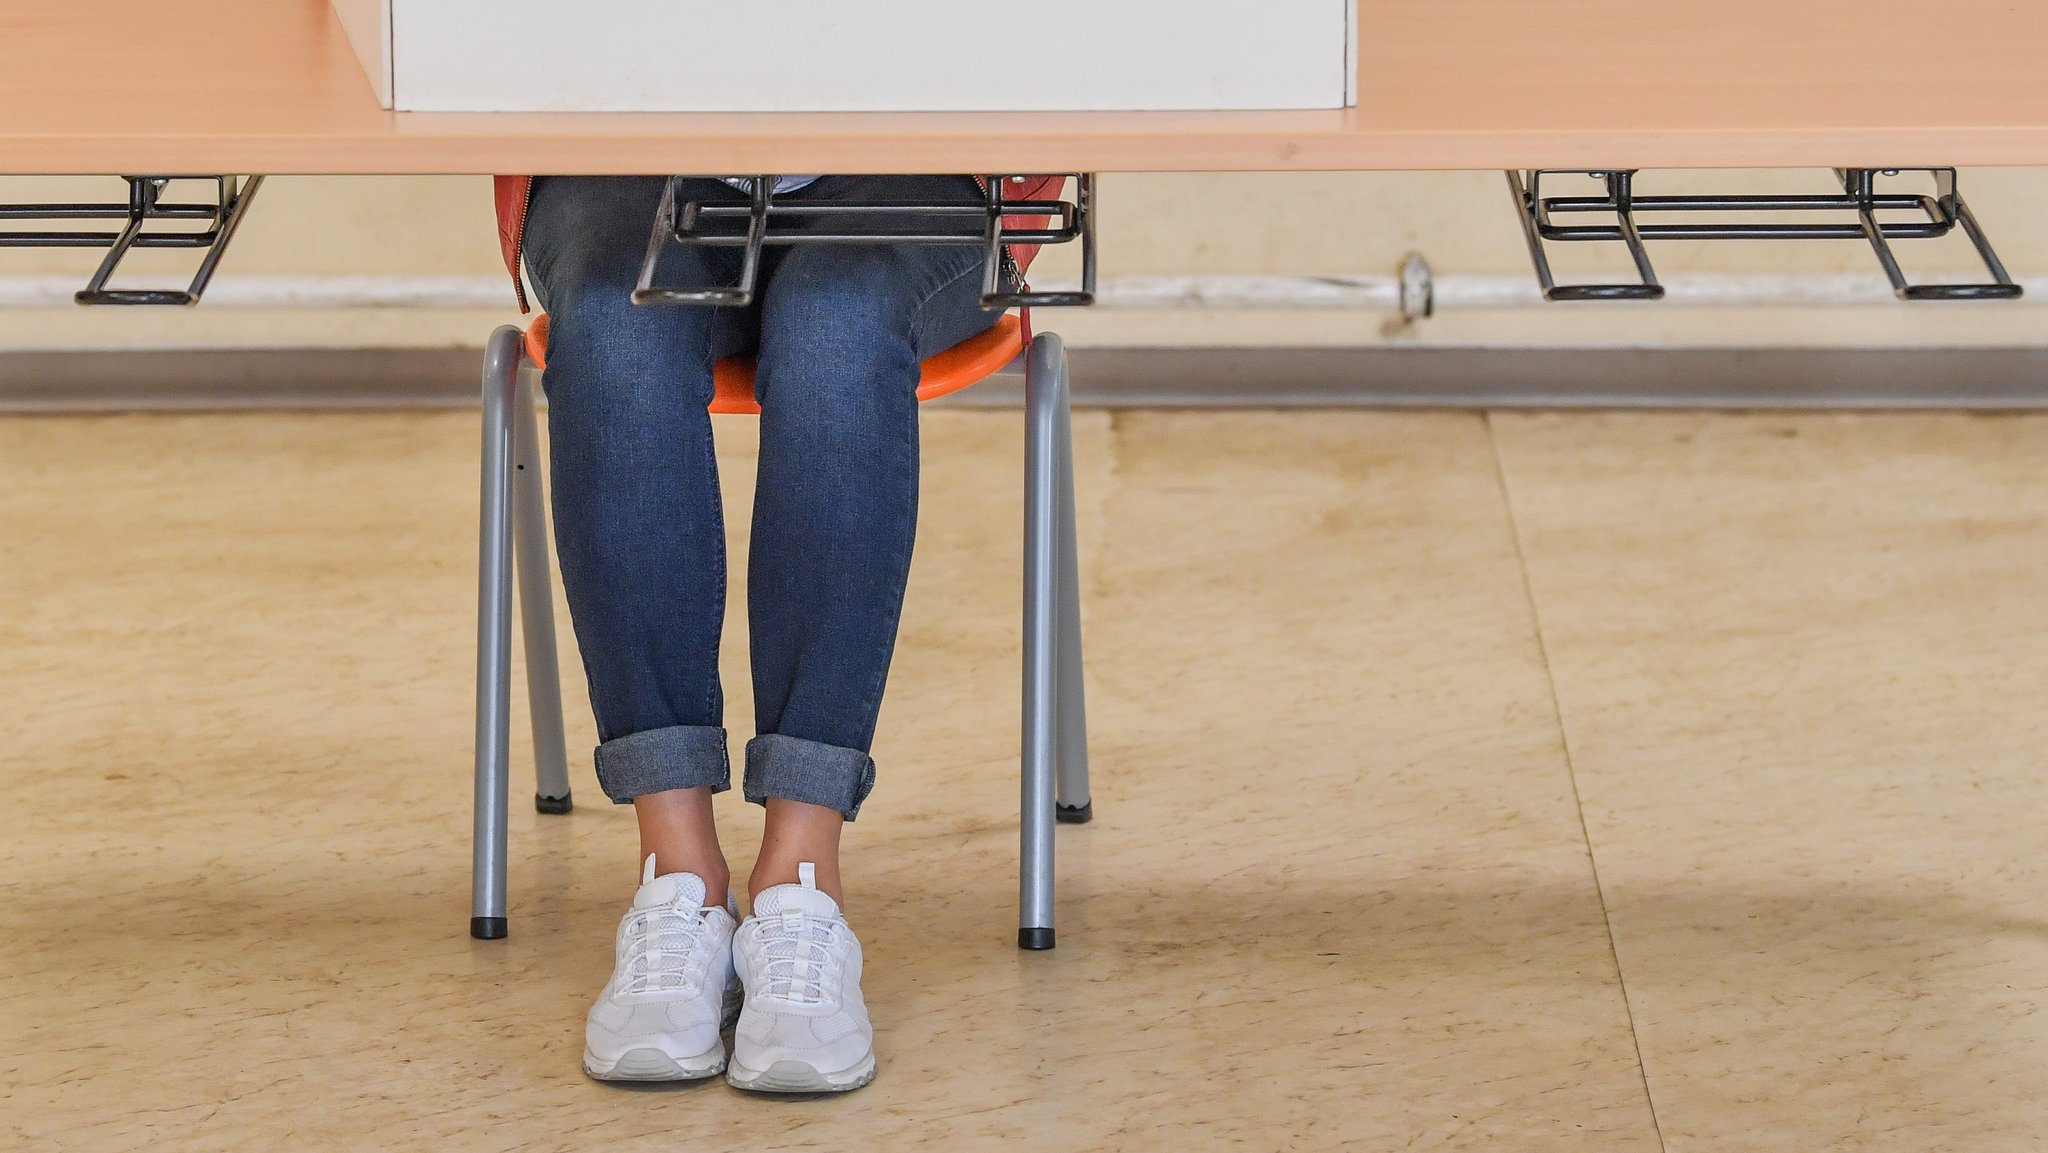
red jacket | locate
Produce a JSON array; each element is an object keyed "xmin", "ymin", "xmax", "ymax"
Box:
[{"xmin": 493, "ymin": 174, "xmax": 1067, "ymax": 314}]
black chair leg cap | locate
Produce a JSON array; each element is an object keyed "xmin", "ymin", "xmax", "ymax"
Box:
[
  {"xmin": 1018, "ymin": 927, "xmax": 1056, "ymax": 950},
  {"xmin": 1056, "ymin": 801, "xmax": 1093, "ymax": 824},
  {"xmin": 471, "ymin": 916, "xmax": 508, "ymax": 940},
  {"xmin": 535, "ymin": 792, "xmax": 573, "ymax": 815}
]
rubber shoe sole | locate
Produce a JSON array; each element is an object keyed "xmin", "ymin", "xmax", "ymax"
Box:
[
  {"xmin": 727, "ymin": 1051, "xmax": 877, "ymax": 1094},
  {"xmin": 583, "ymin": 1043, "xmax": 726, "ymax": 1082}
]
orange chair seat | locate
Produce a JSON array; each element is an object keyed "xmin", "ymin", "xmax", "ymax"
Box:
[{"xmin": 523, "ymin": 312, "xmax": 1022, "ymax": 414}]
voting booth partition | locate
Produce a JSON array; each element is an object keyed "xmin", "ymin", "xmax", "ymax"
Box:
[{"xmin": 329, "ymin": 0, "xmax": 1361, "ymax": 112}]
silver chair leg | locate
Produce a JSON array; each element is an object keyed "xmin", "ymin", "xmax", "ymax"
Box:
[
  {"xmin": 513, "ymin": 363, "xmax": 573, "ymax": 815},
  {"xmin": 1053, "ymin": 363, "xmax": 1093, "ymax": 825},
  {"xmin": 471, "ymin": 326, "xmax": 521, "ymax": 941},
  {"xmin": 1020, "ymin": 332, "xmax": 1073, "ymax": 950}
]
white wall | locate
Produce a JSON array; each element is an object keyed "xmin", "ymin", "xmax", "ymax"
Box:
[{"xmin": 0, "ymin": 170, "xmax": 2042, "ymax": 353}]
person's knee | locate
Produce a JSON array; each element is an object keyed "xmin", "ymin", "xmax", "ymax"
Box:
[
  {"xmin": 542, "ymin": 288, "xmax": 717, "ymax": 422},
  {"xmin": 770, "ymin": 246, "xmax": 923, "ymax": 338},
  {"xmin": 522, "ymin": 177, "xmax": 665, "ymax": 292},
  {"xmin": 755, "ymin": 250, "xmax": 924, "ymax": 416}
]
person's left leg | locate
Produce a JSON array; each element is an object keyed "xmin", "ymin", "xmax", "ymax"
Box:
[
  {"xmin": 742, "ymin": 174, "xmax": 1003, "ymax": 906},
  {"xmin": 725, "ymin": 175, "xmax": 1002, "ymax": 1095}
]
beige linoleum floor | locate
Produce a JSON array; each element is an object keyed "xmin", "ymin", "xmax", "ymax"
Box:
[{"xmin": 1, "ymin": 407, "xmax": 2044, "ymax": 1152}]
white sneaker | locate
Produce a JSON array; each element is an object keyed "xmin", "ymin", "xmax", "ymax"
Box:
[
  {"xmin": 728, "ymin": 862, "xmax": 876, "ymax": 1093},
  {"xmin": 582, "ymin": 854, "xmax": 741, "ymax": 1081}
]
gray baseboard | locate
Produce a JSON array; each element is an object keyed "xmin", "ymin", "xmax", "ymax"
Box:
[
  {"xmin": 953, "ymin": 347, "xmax": 2048, "ymax": 410},
  {"xmin": 2, "ymin": 346, "xmax": 2045, "ymax": 412},
  {"xmin": 0, "ymin": 348, "xmax": 488, "ymax": 412}
]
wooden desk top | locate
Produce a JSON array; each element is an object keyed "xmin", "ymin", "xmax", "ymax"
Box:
[{"xmin": 2, "ymin": 0, "xmax": 2045, "ymax": 174}]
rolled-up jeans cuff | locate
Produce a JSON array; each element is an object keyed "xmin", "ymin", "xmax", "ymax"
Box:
[
  {"xmin": 743, "ymin": 733, "xmax": 877, "ymax": 821},
  {"xmin": 593, "ymin": 725, "xmax": 730, "ymax": 803}
]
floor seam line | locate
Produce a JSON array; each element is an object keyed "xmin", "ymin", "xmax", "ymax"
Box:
[{"xmin": 1483, "ymin": 411, "xmax": 1670, "ymax": 1153}]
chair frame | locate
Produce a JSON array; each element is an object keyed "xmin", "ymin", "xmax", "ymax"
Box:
[{"xmin": 469, "ymin": 324, "xmax": 1092, "ymax": 950}]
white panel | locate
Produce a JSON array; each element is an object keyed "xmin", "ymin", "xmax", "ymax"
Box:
[
  {"xmin": 390, "ymin": 0, "xmax": 1349, "ymax": 112},
  {"xmin": 1346, "ymin": 0, "xmax": 1359, "ymax": 108},
  {"xmin": 329, "ymin": 0, "xmax": 392, "ymax": 109}
]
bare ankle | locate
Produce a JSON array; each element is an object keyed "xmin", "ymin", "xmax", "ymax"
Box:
[
  {"xmin": 648, "ymin": 854, "xmax": 730, "ymax": 901},
  {"xmin": 750, "ymin": 797, "xmax": 847, "ymax": 906},
  {"xmin": 748, "ymin": 857, "xmax": 842, "ymax": 904},
  {"xmin": 632, "ymin": 787, "xmax": 730, "ymax": 900}
]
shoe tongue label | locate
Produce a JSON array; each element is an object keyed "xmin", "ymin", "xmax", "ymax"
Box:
[
  {"xmin": 753, "ymin": 881, "xmax": 838, "ymax": 920},
  {"xmin": 635, "ymin": 871, "xmax": 707, "ymax": 912}
]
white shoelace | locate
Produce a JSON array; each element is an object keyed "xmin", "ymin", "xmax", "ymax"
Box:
[
  {"xmin": 619, "ymin": 905, "xmax": 714, "ymax": 996},
  {"xmin": 754, "ymin": 910, "xmax": 847, "ymax": 1006}
]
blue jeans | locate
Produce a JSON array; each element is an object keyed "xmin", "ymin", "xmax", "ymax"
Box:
[{"xmin": 522, "ymin": 174, "xmax": 1003, "ymax": 820}]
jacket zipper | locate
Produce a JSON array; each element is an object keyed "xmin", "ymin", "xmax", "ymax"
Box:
[
  {"xmin": 511, "ymin": 179, "xmax": 534, "ymax": 313},
  {"xmin": 977, "ymin": 175, "xmax": 1024, "ymax": 295}
]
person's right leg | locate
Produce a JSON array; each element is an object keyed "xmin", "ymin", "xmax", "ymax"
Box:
[
  {"xmin": 525, "ymin": 175, "xmax": 756, "ymax": 892},
  {"xmin": 523, "ymin": 175, "xmax": 756, "ymax": 1081}
]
